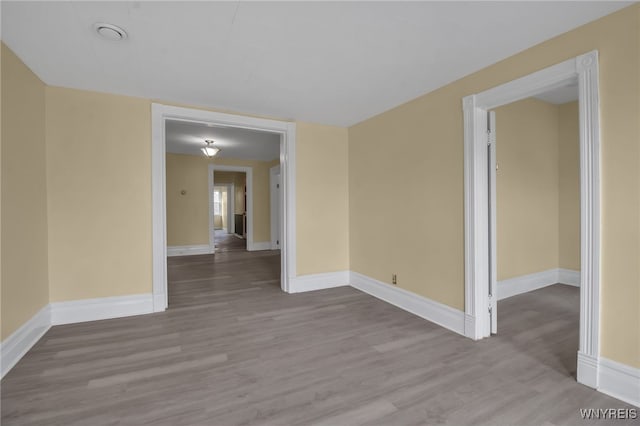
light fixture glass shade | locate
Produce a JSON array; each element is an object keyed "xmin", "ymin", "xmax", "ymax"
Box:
[{"xmin": 201, "ymin": 146, "xmax": 220, "ymax": 157}]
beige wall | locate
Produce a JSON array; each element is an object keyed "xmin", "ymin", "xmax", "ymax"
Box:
[
  {"xmin": 349, "ymin": 91, "xmax": 465, "ymax": 310},
  {"xmin": 349, "ymin": 5, "xmax": 639, "ymax": 367},
  {"xmin": 495, "ymin": 98, "xmax": 580, "ymax": 281},
  {"xmin": 558, "ymin": 102, "xmax": 581, "ymax": 271},
  {"xmin": 495, "ymin": 98, "xmax": 560, "ymax": 280},
  {"xmin": 297, "ymin": 122, "xmax": 350, "ymax": 275},
  {"xmin": 39, "ymin": 85, "xmax": 348, "ymax": 312},
  {"xmin": 3, "ymin": 43, "xmax": 350, "ymax": 338},
  {"xmin": 1, "ymin": 44, "xmax": 49, "ymax": 338},
  {"xmin": 165, "ymin": 153, "xmax": 209, "ymax": 246},
  {"xmin": 166, "ymin": 154, "xmax": 273, "ymax": 246},
  {"xmin": 45, "ymin": 87, "xmax": 152, "ymax": 302},
  {"xmin": 3, "ymin": 5, "xmax": 637, "ymax": 371}
]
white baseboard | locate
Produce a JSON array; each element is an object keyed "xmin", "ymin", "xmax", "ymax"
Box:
[
  {"xmin": 248, "ymin": 241, "xmax": 272, "ymax": 252},
  {"xmin": 578, "ymin": 351, "xmax": 599, "ymax": 389},
  {"xmin": 153, "ymin": 293, "xmax": 167, "ymax": 313},
  {"xmin": 464, "ymin": 314, "xmax": 477, "ymax": 340},
  {"xmin": 350, "ymin": 272, "xmax": 466, "ymax": 337},
  {"xmin": 1, "ymin": 294, "xmax": 154, "ymax": 378},
  {"xmin": 3, "ymin": 270, "xmax": 635, "ymax": 409},
  {"xmin": 599, "ymin": 357, "xmax": 640, "ymax": 408},
  {"xmin": 51, "ymin": 294, "xmax": 154, "ymax": 325},
  {"xmin": 498, "ymin": 268, "xmax": 580, "ymax": 300},
  {"xmin": 288, "ymin": 271, "xmax": 350, "ymax": 293},
  {"xmin": 167, "ymin": 244, "xmax": 211, "ymax": 257},
  {"xmin": 1, "ymin": 305, "xmax": 51, "ymax": 379},
  {"xmin": 558, "ymin": 268, "xmax": 580, "ymax": 287}
]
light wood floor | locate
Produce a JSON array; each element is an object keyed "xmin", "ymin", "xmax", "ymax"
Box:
[{"xmin": 1, "ymin": 250, "xmax": 633, "ymax": 425}]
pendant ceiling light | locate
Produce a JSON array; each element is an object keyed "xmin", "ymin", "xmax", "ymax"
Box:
[{"xmin": 201, "ymin": 139, "xmax": 220, "ymax": 158}]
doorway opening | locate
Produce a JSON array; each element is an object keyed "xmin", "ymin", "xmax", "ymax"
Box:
[
  {"xmin": 270, "ymin": 165, "xmax": 281, "ymax": 250},
  {"xmin": 152, "ymin": 104, "xmax": 297, "ymax": 312},
  {"xmin": 210, "ymin": 166, "xmax": 250, "ymax": 253},
  {"xmin": 487, "ymin": 82, "xmax": 581, "ymax": 381},
  {"xmin": 213, "ymin": 184, "xmax": 235, "ymax": 234},
  {"xmin": 463, "ymin": 51, "xmax": 601, "ymax": 389},
  {"xmin": 212, "ymin": 181, "xmax": 244, "ymax": 252}
]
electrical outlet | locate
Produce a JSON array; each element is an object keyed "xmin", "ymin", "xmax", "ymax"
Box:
[{"xmin": 392, "ymin": 274, "xmax": 397, "ymax": 285}]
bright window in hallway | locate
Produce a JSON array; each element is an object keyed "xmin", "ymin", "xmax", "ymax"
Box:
[{"xmin": 213, "ymin": 191, "xmax": 221, "ymax": 215}]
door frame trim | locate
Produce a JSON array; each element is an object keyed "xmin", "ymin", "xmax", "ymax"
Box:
[
  {"xmin": 152, "ymin": 104, "xmax": 297, "ymax": 311},
  {"xmin": 223, "ymin": 182, "xmax": 236, "ymax": 235},
  {"xmin": 270, "ymin": 165, "xmax": 281, "ymax": 250},
  {"xmin": 462, "ymin": 50, "xmax": 601, "ymax": 388}
]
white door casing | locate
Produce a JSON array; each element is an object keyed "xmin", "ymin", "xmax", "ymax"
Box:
[
  {"xmin": 488, "ymin": 110, "xmax": 497, "ymax": 335},
  {"xmin": 227, "ymin": 183, "xmax": 235, "ymax": 234},
  {"xmin": 270, "ymin": 165, "xmax": 281, "ymax": 250},
  {"xmin": 208, "ymin": 173, "xmax": 216, "ymax": 254},
  {"xmin": 152, "ymin": 104, "xmax": 297, "ymax": 311},
  {"xmin": 462, "ymin": 51, "xmax": 601, "ymax": 389}
]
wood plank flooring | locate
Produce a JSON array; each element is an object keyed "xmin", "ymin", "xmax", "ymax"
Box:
[
  {"xmin": 214, "ymin": 229, "xmax": 247, "ymax": 253},
  {"xmin": 1, "ymin": 249, "xmax": 634, "ymax": 425}
]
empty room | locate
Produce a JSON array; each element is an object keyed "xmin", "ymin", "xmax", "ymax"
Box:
[{"xmin": 1, "ymin": 2, "xmax": 638, "ymax": 425}]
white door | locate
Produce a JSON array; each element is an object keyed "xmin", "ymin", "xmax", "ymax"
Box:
[
  {"xmin": 270, "ymin": 166, "xmax": 281, "ymax": 249},
  {"xmin": 488, "ymin": 110, "xmax": 497, "ymax": 334}
]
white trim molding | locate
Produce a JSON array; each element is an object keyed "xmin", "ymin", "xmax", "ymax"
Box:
[
  {"xmin": 577, "ymin": 352, "xmax": 599, "ymax": 390},
  {"xmin": 576, "ymin": 51, "xmax": 602, "ymax": 391},
  {"xmin": 50, "ymin": 294, "xmax": 154, "ymax": 326},
  {"xmin": 208, "ymin": 163, "xmax": 215, "ymax": 253},
  {"xmin": 167, "ymin": 244, "xmax": 212, "ymax": 257},
  {"xmin": 288, "ymin": 271, "xmax": 350, "ymax": 293},
  {"xmin": 3, "ymin": 276, "xmax": 637, "ymax": 409},
  {"xmin": 152, "ymin": 104, "xmax": 297, "ymax": 305},
  {"xmin": 270, "ymin": 165, "xmax": 281, "ymax": 250},
  {"xmin": 1, "ymin": 294, "xmax": 154, "ymax": 378},
  {"xmin": 498, "ymin": 269, "xmax": 559, "ymax": 300},
  {"xmin": 464, "ymin": 314, "xmax": 476, "ymax": 339},
  {"xmin": 598, "ymin": 357, "xmax": 640, "ymax": 408},
  {"xmin": 282, "ymin": 122, "xmax": 297, "ymax": 293},
  {"xmin": 498, "ymin": 268, "xmax": 581, "ymax": 300},
  {"xmin": 350, "ymin": 272, "xmax": 466, "ymax": 337},
  {"xmin": 558, "ymin": 268, "xmax": 581, "ymax": 287},
  {"xmin": 1, "ymin": 305, "xmax": 51, "ymax": 378},
  {"xmin": 248, "ymin": 241, "xmax": 272, "ymax": 252},
  {"xmin": 463, "ymin": 51, "xmax": 601, "ymax": 389}
]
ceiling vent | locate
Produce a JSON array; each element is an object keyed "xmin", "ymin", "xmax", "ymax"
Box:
[{"xmin": 94, "ymin": 23, "xmax": 128, "ymax": 41}]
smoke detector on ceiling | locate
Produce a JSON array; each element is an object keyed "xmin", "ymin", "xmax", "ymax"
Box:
[{"xmin": 94, "ymin": 23, "xmax": 128, "ymax": 41}]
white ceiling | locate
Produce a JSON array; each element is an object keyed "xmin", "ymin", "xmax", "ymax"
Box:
[
  {"xmin": 1, "ymin": 2, "xmax": 631, "ymax": 127},
  {"xmin": 166, "ymin": 120, "xmax": 280, "ymax": 161}
]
